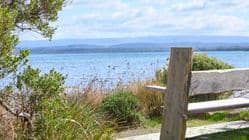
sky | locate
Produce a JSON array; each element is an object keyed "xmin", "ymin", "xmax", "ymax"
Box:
[{"xmin": 20, "ymin": 0, "xmax": 249, "ymax": 40}]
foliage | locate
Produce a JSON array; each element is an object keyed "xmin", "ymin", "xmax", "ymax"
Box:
[
  {"xmin": 0, "ymin": 0, "xmax": 66, "ymax": 79},
  {"xmin": 191, "ymin": 54, "xmax": 234, "ymax": 102},
  {"xmin": 0, "ymin": 5, "xmax": 29, "ymax": 79},
  {"xmin": 16, "ymin": 66, "xmax": 65, "ymax": 117},
  {"xmin": 192, "ymin": 53, "xmax": 234, "ymax": 71},
  {"xmin": 131, "ymin": 81, "xmax": 164, "ymax": 118},
  {"xmin": 2, "ymin": 0, "xmax": 66, "ymax": 39},
  {"xmin": 0, "ymin": 1, "xmax": 113, "ymax": 139},
  {"xmin": 33, "ymin": 100, "xmax": 112, "ymax": 140},
  {"xmin": 16, "ymin": 66, "xmax": 112, "ymax": 139},
  {"xmin": 240, "ymin": 110, "xmax": 249, "ymax": 121},
  {"xmin": 156, "ymin": 53, "xmax": 234, "ymax": 85},
  {"xmin": 155, "ymin": 67, "xmax": 168, "ymax": 86},
  {"xmin": 143, "ymin": 117, "xmax": 162, "ymax": 128},
  {"xmin": 207, "ymin": 112, "xmax": 231, "ymax": 121},
  {"xmin": 155, "ymin": 54, "xmax": 234, "ymax": 103},
  {"xmin": 188, "ymin": 92, "xmax": 233, "ymax": 103},
  {"xmin": 102, "ymin": 91, "xmax": 141, "ymax": 125}
]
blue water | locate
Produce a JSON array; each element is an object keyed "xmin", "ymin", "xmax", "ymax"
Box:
[
  {"xmin": 28, "ymin": 52, "xmax": 169, "ymax": 87},
  {"xmin": 1, "ymin": 51, "xmax": 249, "ymax": 88}
]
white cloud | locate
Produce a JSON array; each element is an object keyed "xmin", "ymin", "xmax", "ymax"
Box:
[
  {"xmin": 172, "ymin": 0, "xmax": 206, "ymax": 11},
  {"xmin": 20, "ymin": 0, "xmax": 249, "ymax": 40},
  {"xmin": 70, "ymin": 0, "xmax": 128, "ymax": 9}
]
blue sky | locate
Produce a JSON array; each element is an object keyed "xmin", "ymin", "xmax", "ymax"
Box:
[{"xmin": 20, "ymin": 0, "xmax": 249, "ymax": 40}]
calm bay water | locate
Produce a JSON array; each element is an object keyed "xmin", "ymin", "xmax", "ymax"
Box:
[{"xmin": 1, "ymin": 51, "xmax": 249, "ymax": 88}]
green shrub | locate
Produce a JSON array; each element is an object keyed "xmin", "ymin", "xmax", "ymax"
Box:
[
  {"xmin": 15, "ymin": 66, "xmax": 112, "ymax": 139},
  {"xmin": 240, "ymin": 110, "xmax": 249, "ymax": 120},
  {"xmin": 102, "ymin": 91, "xmax": 141, "ymax": 125},
  {"xmin": 192, "ymin": 54, "xmax": 234, "ymax": 71},
  {"xmin": 34, "ymin": 99, "xmax": 112, "ymax": 140},
  {"xmin": 156, "ymin": 54, "xmax": 234, "ymax": 85},
  {"xmin": 155, "ymin": 54, "xmax": 234, "ymax": 102},
  {"xmin": 155, "ymin": 67, "xmax": 168, "ymax": 85},
  {"xmin": 189, "ymin": 112, "xmax": 240, "ymax": 123},
  {"xmin": 208, "ymin": 112, "xmax": 230, "ymax": 121}
]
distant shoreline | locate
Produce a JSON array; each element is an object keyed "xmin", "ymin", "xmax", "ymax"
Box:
[
  {"xmin": 16, "ymin": 47, "xmax": 249, "ymax": 54},
  {"xmin": 17, "ymin": 36, "xmax": 249, "ymax": 54}
]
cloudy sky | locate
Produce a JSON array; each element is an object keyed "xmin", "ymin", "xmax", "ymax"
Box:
[{"xmin": 21, "ymin": 0, "xmax": 249, "ymax": 40}]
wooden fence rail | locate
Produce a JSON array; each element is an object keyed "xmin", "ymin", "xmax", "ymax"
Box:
[
  {"xmin": 146, "ymin": 48, "xmax": 249, "ymax": 140},
  {"xmin": 147, "ymin": 68, "xmax": 249, "ymax": 96}
]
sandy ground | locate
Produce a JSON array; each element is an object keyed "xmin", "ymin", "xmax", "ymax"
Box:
[{"xmin": 116, "ymin": 121, "xmax": 249, "ymax": 140}]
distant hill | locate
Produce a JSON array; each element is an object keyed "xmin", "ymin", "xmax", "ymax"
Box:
[{"xmin": 16, "ymin": 36, "xmax": 249, "ymax": 54}]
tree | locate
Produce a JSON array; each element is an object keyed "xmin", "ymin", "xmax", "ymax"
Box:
[
  {"xmin": 0, "ymin": 0, "xmax": 67, "ymax": 130},
  {"xmin": 0, "ymin": 0, "xmax": 66, "ymax": 79}
]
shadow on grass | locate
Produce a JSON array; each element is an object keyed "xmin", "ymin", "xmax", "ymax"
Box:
[{"xmin": 187, "ymin": 128, "xmax": 249, "ymax": 140}]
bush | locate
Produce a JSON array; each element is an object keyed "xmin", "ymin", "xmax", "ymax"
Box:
[
  {"xmin": 240, "ymin": 110, "xmax": 249, "ymax": 121},
  {"xmin": 130, "ymin": 81, "xmax": 164, "ymax": 118},
  {"xmin": 156, "ymin": 54, "xmax": 234, "ymax": 85},
  {"xmin": 155, "ymin": 67, "xmax": 168, "ymax": 86},
  {"xmin": 33, "ymin": 99, "xmax": 112, "ymax": 140},
  {"xmin": 189, "ymin": 112, "xmax": 240, "ymax": 123},
  {"xmin": 192, "ymin": 54, "xmax": 234, "ymax": 71},
  {"xmin": 101, "ymin": 91, "xmax": 141, "ymax": 125},
  {"xmin": 155, "ymin": 54, "xmax": 234, "ymax": 102},
  {"xmin": 14, "ymin": 66, "xmax": 112, "ymax": 139}
]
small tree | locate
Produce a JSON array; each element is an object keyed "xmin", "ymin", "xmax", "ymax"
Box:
[
  {"xmin": 0, "ymin": 0, "xmax": 67, "ymax": 130},
  {"xmin": 0, "ymin": 0, "xmax": 66, "ymax": 79}
]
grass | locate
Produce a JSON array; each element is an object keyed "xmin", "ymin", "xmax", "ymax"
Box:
[
  {"xmin": 143, "ymin": 118, "xmax": 235, "ymax": 129},
  {"xmin": 144, "ymin": 117, "xmax": 162, "ymax": 128},
  {"xmin": 1, "ymin": 53, "xmax": 248, "ymax": 139},
  {"xmin": 2, "ymin": 80, "xmax": 249, "ymax": 140},
  {"xmin": 143, "ymin": 112, "xmax": 242, "ymax": 128},
  {"xmin": 116, "ymin": 112, "xmax": 247, "ymax": 139},
  {"xmin": 188, "ymin": 128, "xmax": 249, "ymax": 140},
  {"xmin": 116, "ymin": 118, "xmax": 249, "ymax": 139},
  {"xmin": 129, "ymin": 80, "xmax": 164, "ymax": 118}
]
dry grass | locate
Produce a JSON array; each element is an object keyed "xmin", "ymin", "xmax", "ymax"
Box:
[
  {"xmin": 69, "ymin": 79, "xmax": 165, "ymax": 118},
  {"xmin": 0, "ymin": 77, "xmax": 163, "ymax": 139},
  {"xmin": 69, "ymin": 91, "xmax": 105, "ymax": 107},
  {"xmin": 66, "ymin": 82, "xmax": 106, "ymax": 107},
  {"xmin": 0, "ymin": 106, "xmax": 16, "ymax": 140},
  {"xmin": 129, "ymin": 80, "xmax": 164, "ymax": 117}
]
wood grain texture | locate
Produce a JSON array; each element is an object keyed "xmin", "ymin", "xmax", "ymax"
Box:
[
  {"xmin": 146, "ymin": 68, "xmax": 249, "ymax": 96},
  {"xmin": 145, "ymin": 85, "xmax": 167, "ymax": 93},
  {"xmin": 190, "ymin": 68, "xmax": 249, "ymax": 95},
  {"xmin": 145, "ymin": 85, "xmax": 249, "ymax": 113},
  {"xmin": 188, "ymin": 96, "xmax": 249, "ymax": 113},
  {"xmin": 160, "ymin": 48, "xmax": 193, "ymax": 140}
]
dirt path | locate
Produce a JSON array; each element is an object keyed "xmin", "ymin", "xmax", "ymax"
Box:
[{"xmin": 117, "ymin": 121, "xmax": 249, "ymax": 140}]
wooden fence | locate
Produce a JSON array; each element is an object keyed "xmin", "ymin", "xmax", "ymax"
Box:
[{"xmin": 146, "ymin": 48, "xmax": 249, "ymax": 140}]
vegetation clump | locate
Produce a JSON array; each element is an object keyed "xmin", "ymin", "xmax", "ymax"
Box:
[
  {"xmin": 240, "ymin": 110, "xmax": 249, "ymax": 121},
  {"xmin": 14, "ymin": 66, "xmax": 112, "ymax": 139},
  {"xmin": 192, "ymin": 53, "xmax": 234, "ymax": 71},
  {"xmin": 0, "ymin": 1, "xmax": 113, "ymax": 139},
  {"xmin": 0, "ymin": 1, "xmax": 246, "ymax": 138},
  {"xmin": 155, "ymin": 67, "xmax": 168, "ymax": 86},
  {"xmin": 131, "ymin": 81, "xmax": 164, "ymax": 118},
  {"xmin": 102, "ymin": 91, "xmax": 142, "ymax": 126},
  {"xmin": 156, "ymin": 53, "xmax": 234, "ymax": 85},
  {"xmin": 0, "ymin": 0, "xmax": 66, "ymax": 80}
]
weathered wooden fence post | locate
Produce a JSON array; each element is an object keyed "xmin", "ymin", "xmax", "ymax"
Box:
[{"xmin": 160, "ymin": 48, "xmax": 193, "ymax": 140}]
